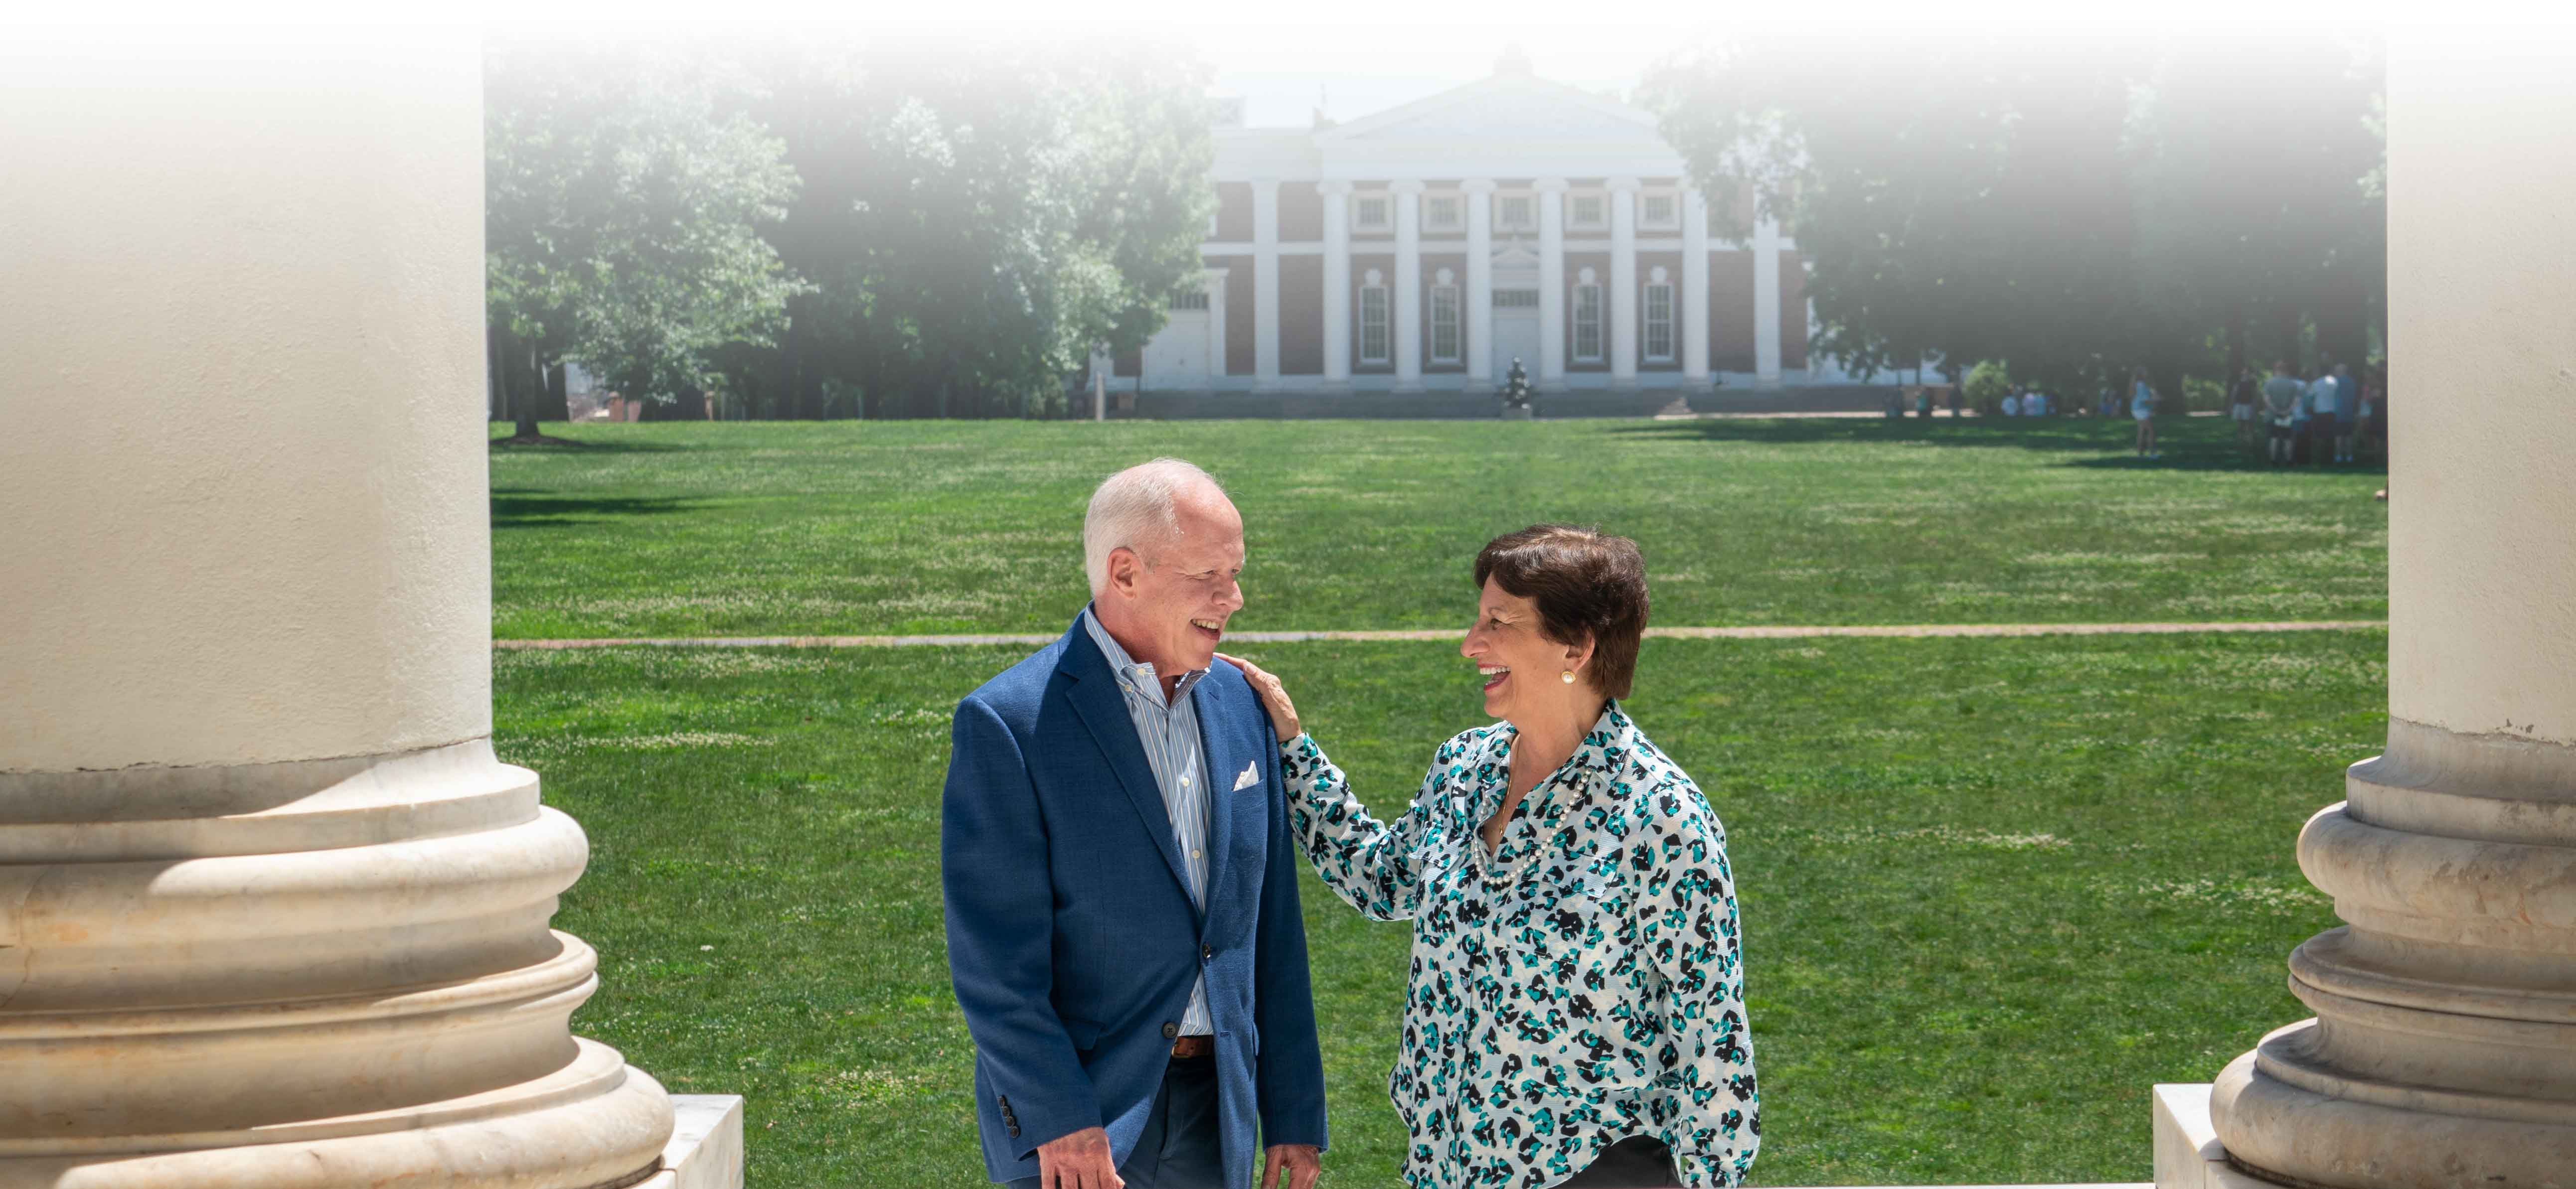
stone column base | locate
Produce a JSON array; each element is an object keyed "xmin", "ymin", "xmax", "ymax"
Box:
[{"xmin": 0, "ymin": 1049, "xmax": 670, "ymax": 1189}]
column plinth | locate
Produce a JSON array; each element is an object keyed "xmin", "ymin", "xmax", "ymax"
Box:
[{"xmin": 0, "ymin": 31, "xmax": 677, "ymax": 1189}]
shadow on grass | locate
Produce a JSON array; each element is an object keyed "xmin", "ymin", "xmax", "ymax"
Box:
[
  {"xmin": 486, "ymin": 430, "xmax": 694, "ymax": 454},
  {"xmin": 1607, "ymin": 416, "xmax": 2387, "ymax": 475},
  {"xmin": 492, "ymin": 488, "xmax": 705, "ymax": 528}
]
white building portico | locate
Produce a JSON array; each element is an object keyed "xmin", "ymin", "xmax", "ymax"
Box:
[{"xmin": 1124, "ymin": 59, "xmax": 1862, "ymax": 395}]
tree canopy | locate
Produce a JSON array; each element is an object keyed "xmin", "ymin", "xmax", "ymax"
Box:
[
  {"xmin": 1641, "ymin": 31, "xmax": 2384, "ymax": 395},
  {"xmin": 484, "ymin": 41, "xmax": 805, "ymax": 424}
]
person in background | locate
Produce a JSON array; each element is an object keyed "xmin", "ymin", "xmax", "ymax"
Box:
[
  {"xmin": 1948, "ymin": 384, "xmax": 1964, "ymax": 417},
  {"xmin": 2262, "ymin": 360, "xmax": 2304, "ymax": 466},
  {"xmin": 2331, "ymin": 362, "xmax": 2359, "ymax": 463},
  {"xmin": 2306, "ymin": 365, "xmax": 2342, "ymax": 466},
  {"xmin": 1917, "ymin": 386, "xmax": 1934, "ymax": 419},
  {"xmin": 1885, "ymin": 391, "xmax": 1907, "ymax": 421},
  {"xmin": 2230, "ymin": 368, "xmax": 2259, "ymax": 452},
  {"xmin": 2131, "ymin": 367, "xmax": 2159, "ymax": 459},
  {"xmin": 2001, "ymin": 388, "xmax": 2021, "ymax": 418},
  {"xmin": 2361, "ymin": 364, "xmax": 2388, "ymax": 460}
]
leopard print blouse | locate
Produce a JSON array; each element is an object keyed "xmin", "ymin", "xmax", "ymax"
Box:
[{"xmin": 1281, "ymin": 704, "xmax": 1758, "ymax": 1189}]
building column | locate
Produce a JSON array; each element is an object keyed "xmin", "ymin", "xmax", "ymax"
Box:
[
  {"xmin": 1252, "ymin": 178, "xmax": 1281, "ymax": 387},
  {"xmin": 1681, "ymin": 186, "xmax": 1711, "ymax": 384},
  {"xmin": 1392, "ymin": 179, "xmax": 1424, "ymax": 391},
  {"xmin": 1464, "ymin": 179, "xmax": 1495, "ymax": 389},
  {"xmin": 1608, "ymin": 176, "xmax": 1640, "ymax": 385},
  {"xmin": 1753, "ymin": 209, "xmax": 1783, "ymax": 386},
  {"xmin": 2201, "ymin": 36, "xmax": 2576, "ymax": 1189},
  {"xmin": 1201, "ymin": 267, "xmax": 1228, "ymax": 385},
  {"xmin": 0, "ymin": 32, "xmax": 677, "ymax": 1189},
  {"xmin": 1318, "ymin": 181, "xmax": 1351, "ymax": 386},
  {"xmin": 1536, "ymin": 177, "xmax": 1568, "ymax": 382}
]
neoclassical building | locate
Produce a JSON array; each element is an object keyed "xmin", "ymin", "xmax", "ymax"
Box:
[{"xmin": 1123, "ymin": 62, "xmax": 1858, "ymax": 395}]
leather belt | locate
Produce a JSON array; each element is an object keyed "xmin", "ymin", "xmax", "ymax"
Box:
[{"xmin": 1170, "ymin": 1035, "xmax": 1214, "ymax": 1059}]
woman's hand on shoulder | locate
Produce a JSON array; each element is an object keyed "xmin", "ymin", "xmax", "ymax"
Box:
[{"xmin": 1216, "ymin": 652, "xmax": 1301, "ymax": 743}]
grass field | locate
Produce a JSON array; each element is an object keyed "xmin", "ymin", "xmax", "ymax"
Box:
[
  {"xmin": 489, "ymin": 417, "xmax": 2387, "ymax": 639},
  {"xmin": 509, "ymin": 628, "xmax": 2383, "ymax": 1188}
]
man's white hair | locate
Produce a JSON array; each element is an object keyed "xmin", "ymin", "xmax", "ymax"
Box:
[{"xmin": 1083, "ymin": 458, "xmax": 1225, "ymax": 597}]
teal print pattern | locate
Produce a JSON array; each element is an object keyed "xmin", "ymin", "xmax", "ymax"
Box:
[{"xmin": 1282, "ymin": 704, "xmax": 1759, "ymax": 1189}]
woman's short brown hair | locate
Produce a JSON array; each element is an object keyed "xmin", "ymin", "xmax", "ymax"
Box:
[{"xmin": 1473, "ymin": 524, "xmax": 1650, "ymax": 700}]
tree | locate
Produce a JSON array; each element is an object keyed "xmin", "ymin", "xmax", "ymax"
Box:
[
  {"xmin": 484, "ymin": 41, "xmax": 805, "ymax": 436},
  {"xmin": 713, "ymin": 33, "xmax": 1216, "ymax": 418},
  {"xmin": 1640, "ymin": 29, "xmax": 2384, "ymax": 398}
]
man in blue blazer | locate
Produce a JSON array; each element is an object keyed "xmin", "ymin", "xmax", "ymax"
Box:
[{"xmin": 944, "ymin": 459, "xmax": 1327, "ymax": 1189}]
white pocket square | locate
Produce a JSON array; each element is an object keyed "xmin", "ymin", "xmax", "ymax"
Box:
[{"xmin": 1231, "ymin": 760, "xmax": 1261, "ymax": 791}]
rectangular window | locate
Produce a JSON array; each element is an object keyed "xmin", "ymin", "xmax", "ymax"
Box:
[
  {"xmin": 1354, "ymin": 194, "xmax": 1391, "ymax": 231},
  {"xmin": 1493, "ymin": 288, "xmax": 1540, "ymax": 308},
  {"xmin": 1425, "ymin": 195, "xmax": 1461, "ymax": 232},
  {"xmin": 1573, "ymin": 285, "xmax": 1603, "ymax": 361},
  {"xmin": 1359, "ymin": 286, "xmax": 1390, "ymax": 364},
  {"xmin": 1170, "ymin": 290, "xmax": 1210, "ymax": 311},
  {"xmin": 1571, "ymin": 194, "xmax": 1606, "ymax": 230},
  {"xmin": 1499, "ymin": 195, "xmax": 1534, "ymax": 231},
  {"xmin": 1430, "ymin": 285, "xmax": 1461, "ymax": 363},
  {"xmin": 1642, "ymin": 192, "xmax": 1676, "ymax": 228},
  {"xmin": 1643, "ymin": 283, "xmax": 1674, "ymax": 361}
]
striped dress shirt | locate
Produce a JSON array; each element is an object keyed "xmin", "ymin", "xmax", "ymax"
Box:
[{"xmin": 1080, "ymin": 607, "xmax": 1215, "ymax": 1037}]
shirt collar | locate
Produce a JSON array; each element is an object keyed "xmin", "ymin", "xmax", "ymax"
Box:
[{"xmin": 1081, "ymin": 604, "xmax": 1209, "ymax": 707}]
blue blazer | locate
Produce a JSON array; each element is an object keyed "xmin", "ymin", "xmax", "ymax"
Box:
[{"xmin": 942, "ymin": 615, "xmax": 1328, "ymax": 1186}]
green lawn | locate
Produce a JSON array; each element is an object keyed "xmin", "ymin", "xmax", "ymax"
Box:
[
  {"xmin": 490, "ymin": 417, "xmax": 2386, "ymax": 638},
  {"xmin": 511, "ymin": 629, "xmax": 2381, "ymax": 1188}
]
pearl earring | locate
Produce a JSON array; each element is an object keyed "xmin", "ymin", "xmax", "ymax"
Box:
[{"xmin": 1561, "ymin": 670, "xmax": 1576, "ymax": 684}]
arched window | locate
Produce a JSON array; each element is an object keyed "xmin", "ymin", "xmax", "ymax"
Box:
[
  {"xmin": 1643, "ymin": 265, "xmax": 1675, "ymax": 363},
  {"xmin": 1573, "ymin": 267, "xmax": 1604, "ymax": 363},
  {"xmin": 1430, "ymin": 267, "xmax": 1461, "ymax": 365},
  {"xmin": 1359, "ymin": 268, "xmax": 1391, "ymax": 366}
]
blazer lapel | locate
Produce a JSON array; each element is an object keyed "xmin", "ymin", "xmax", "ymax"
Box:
[
  {"xmin": 1190, "ymin": 674, "xmax": 1248, "ymax": 933},
  {"xmin": 1058, "ymin": 620, "xmax": 1197, "ymax": 909}
]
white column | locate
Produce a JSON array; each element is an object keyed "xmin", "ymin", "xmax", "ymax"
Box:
[
  {"xmin": 1608, "ymin": 177, "xmax": 1640, "ymax": 385},
  {"xmin": 1318, "ymin": 181, "xmax": 1350, "ymax": 386},
  {"xmin": 2202, "ymin": 33, "xmax": 2576, "ymax": 1189},
  {"xmin": 1464, "ymin": 179, "xmax": 1495, "ymax": 389},
  {"xmin": 1753, "ymin": 210, "xmax": 1783, "ymax": 386},
  {"xmin": 1202, "ymin": 267, "xmax": 1229, "ymax": 384},
  {"xmin": 1392, "ymin": 179, "xmax": 1424, "ymax": 390},
  {"xmin": 0, "ymin": 31, "xmax": 678, "ymax": 1189},
  {"xmin": 1682, "ymin": 186, "xmax": 1711, "ymax": 383},
  {"xmin": 1252, "ymin": 178, "xmax": 1281, "ymax": 386},
  {"xmin": 1536, "ymin": 177, "xmax": 1568, "ymax": 382}
]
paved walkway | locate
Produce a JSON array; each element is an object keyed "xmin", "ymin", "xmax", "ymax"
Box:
[{"xmin": 496, "ymin": 620, "xmax": 2385, "ymax": 650}]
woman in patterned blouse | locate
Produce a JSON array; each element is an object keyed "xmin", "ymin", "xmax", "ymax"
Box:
[{"xmin": 1220, "ymin": 525, "xmax": 1757, "ymax": 1189}]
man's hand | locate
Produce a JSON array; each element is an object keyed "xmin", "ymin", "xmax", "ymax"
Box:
[
  {"xmin": 1217, "ymin": 652, "xmax": 1300, "ymax": 743},
  {"xmin": 1036, "ymin": 1126, "xmax": 1122, "ymax": 1189},
  {"xmin": 1259, "ymin": 1143, "xmax": 1321, "ymax": 1189}
]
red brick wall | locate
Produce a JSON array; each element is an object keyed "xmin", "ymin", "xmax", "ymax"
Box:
[
  {"xmin": 1712, "ymin": 249, "xmax": 1755, "ymax": 371},
  {"xmin": 1279, "ymin": 255, "xmax": 1322, "ymax": 376},
  {"xmin": 1214, "ymin": 183, "xmax": 1252, "ymax": 243},
  {"xmin": 1278, "ymin": 186, "xmax": 1322, "ymax": 243},
  {"xmin": 1212, "ymin": 254, "xmax": 1254, "ymax": 376}
]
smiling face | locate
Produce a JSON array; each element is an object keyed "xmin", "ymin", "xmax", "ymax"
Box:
[
  {"xmin": 1097, "ymin": 485, "xmax": 1246, "ymax": 678},
  {"xmin": 1459, "ymin": 577, "xmax": 1593, "ymax": 725}
]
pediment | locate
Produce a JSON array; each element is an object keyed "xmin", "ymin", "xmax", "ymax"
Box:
[
  {"xmin": 1493, "ymin": 245, "xmax": 1542, "ymax": 268},
  {"xmin": 1318, "ymin": 75, "xmax": 1667, "ymax": 148}
]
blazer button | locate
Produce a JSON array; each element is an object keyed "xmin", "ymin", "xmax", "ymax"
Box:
[
  {"xmin": 1162, "ymin": 1021, "xmax": 1180, "ymax": 1039},
  {"xmin": 1201, "ymin": 943, "xmax": 1213, "ymax": 961}
]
